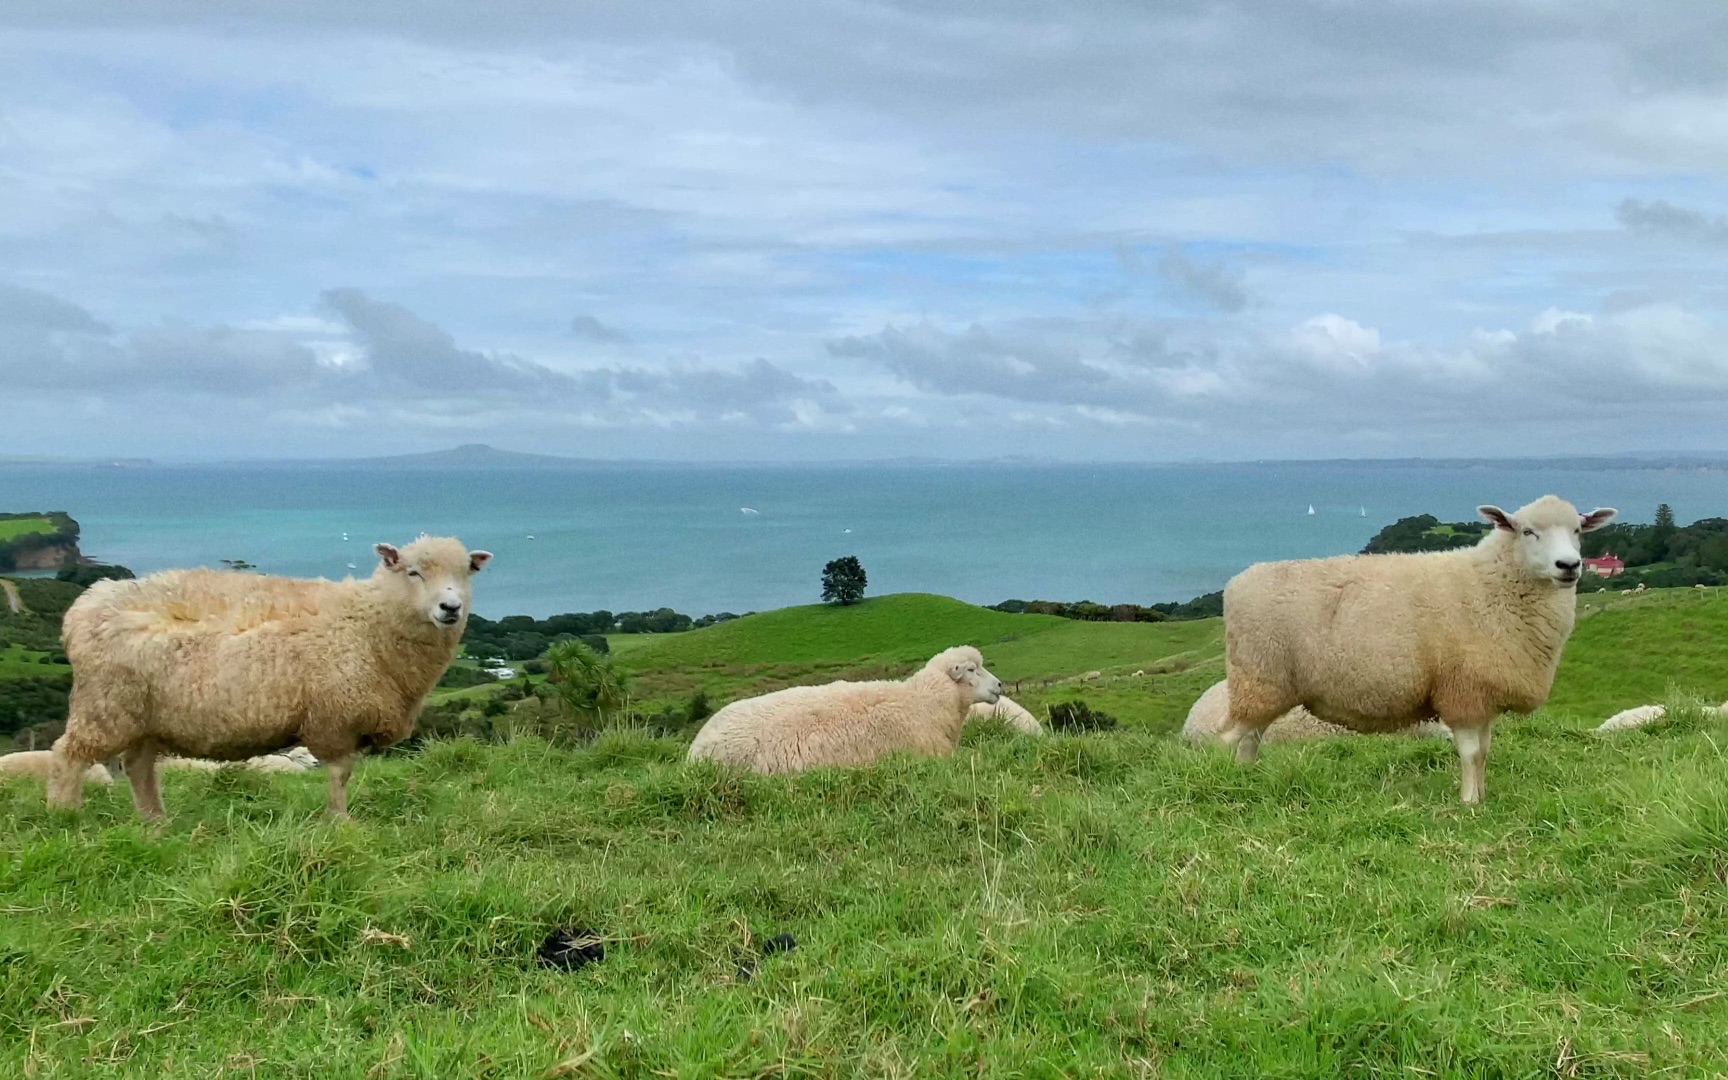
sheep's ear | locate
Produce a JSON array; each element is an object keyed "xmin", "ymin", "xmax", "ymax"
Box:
[
  {"xmin": 374, "ymin": 543, "xmax": 402, "ymax": 570},
  {"xmin": 1478, "ymin": 505, "xmax": 1515, "ymax": 532},
  {"xmin": 947, "ymin": 662, "xmax": 970, "ymax": 683},
  {"xmin": 468, "ymin": 550, "xmax": 493, "ymax": 573},
  {"xmin": 1580, "ymin": 508, "xmax": 1617, "ymax": 532}
]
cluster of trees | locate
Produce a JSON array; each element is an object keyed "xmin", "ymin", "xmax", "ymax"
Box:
[
  {"xmin": 1363, "ymin": 505, "xmax": 1728, "ymax": 590},
  {"xmin": 0, "ymin": 512, "xmax": 79, "ymax": 572},
  {"xmin": 992, "ymin": 590, "xmax": 1223, "ymax": 623},
  {"xmin": 462, "ymin": 607, "xmax": 744, "ymax": 661},
  {"xmin": 1360, "ymin": 514, "xmax": 1490, "ymax": 555}
]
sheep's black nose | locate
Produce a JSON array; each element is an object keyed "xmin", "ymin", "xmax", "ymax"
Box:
[
  {"xmin": 439, "ymin": 601, "xmax": 463, "ymax": 614},
  {"xmin": 1555, "ymin": 559, "xmax": 1580, "ymax": 573}
]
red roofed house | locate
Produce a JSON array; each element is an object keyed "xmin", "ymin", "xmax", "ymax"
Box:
[{"xmin": 1584, "ymin": 552, "xmax": 1625, "ymax": 577}]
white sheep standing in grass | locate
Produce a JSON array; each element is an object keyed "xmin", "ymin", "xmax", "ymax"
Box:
[
  {"xmin": 0, "ymin": 750, "xmax": 112, "ymax": 785},
  {"xmin": 1220, "ymin": 495, "xmax": 1615, "ymax": 804},
  {"xmin": 1182, "ymin": 679, "xmax": 1451, "ymax": 745},
  {"xmin": 967, "ymin": 695, "xmax": 1045, "ymax": 736},
  {"xmin": 688, "ymin": 645, "xmax": 1003, "ymax": 774},
  {"xmin": 49, "ymin": 537, "xmax": 490, "ymax": 821}
]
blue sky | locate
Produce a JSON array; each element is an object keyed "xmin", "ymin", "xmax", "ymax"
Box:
[{"xmin": 5, "ymin": 2, "xmax": 1728, "ymax": 461}]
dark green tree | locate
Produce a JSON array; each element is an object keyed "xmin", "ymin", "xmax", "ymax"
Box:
[
  {"xmin": 821, "ymin": 555, "xmax": 868, "ymax": 606},
  {"xmin": 1653, "ymin": 503, "xmax": 1678, "ymax": 562}
]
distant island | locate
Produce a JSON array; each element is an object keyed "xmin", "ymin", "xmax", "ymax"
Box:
[{"xmin": 0, "ymin": 512, "xmax": 82, "ymax": 572}]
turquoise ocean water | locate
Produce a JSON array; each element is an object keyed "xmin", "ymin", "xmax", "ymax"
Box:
[{"xmin": 1, "ymin": 462, "xmax": 1721, "ymax": 618}]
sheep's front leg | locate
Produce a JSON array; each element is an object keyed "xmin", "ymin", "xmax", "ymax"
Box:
[
  {"xmin": 325, "ymin": 753, "xmax": 357, "ymax": 819},
  {"xmin": 124, "ymin": 744, "xmax": 165, "ymax": 821},
  {"xmin": 46, "ymin": 748, "xmax": 91, "ymax": 810},
  {"xmin": 1449, "ymin": 722, "xmax": 1494, "ymax": 806}
]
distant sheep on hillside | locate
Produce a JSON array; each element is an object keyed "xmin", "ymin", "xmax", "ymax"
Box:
[
  {"xmin": 1221, "ymin": 495, "xmax": 1614, "ymax": 804},
  {"xmin": 50, "ymin": 537, "xmax": 489, "ymax": 821},
  {"xmin": 688, "ymin": 646, "xmax": 1003, "ymax": 774}
]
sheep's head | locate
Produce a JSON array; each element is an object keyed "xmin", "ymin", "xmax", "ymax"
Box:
[
  {"xmin": 373, "ymin": 536, "xmax": 493, "ymax": 629},
  {"xmin": 1478, "ymin": 496, "xmax": 1616, "ymax": 587},
  {"xmin": 930, "ymin": 645, "xmax": 1003, "ymax": 705}
]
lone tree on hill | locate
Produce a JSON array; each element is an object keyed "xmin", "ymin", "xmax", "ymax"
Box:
[{"xmin": 821, "ymin": 555, "xmax": 868, "ymax": 606}]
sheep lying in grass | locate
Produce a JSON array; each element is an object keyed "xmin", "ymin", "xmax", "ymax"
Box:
[
  {"xmin": 0, "ymin": 750, "xmax": 112, "ymax": 785},
  {"xmin": 50, "ymin": 537, "xmax": 490, "ymax": 821},
  {"xmin": 159, "ymin": 747, "xmax": 319, "ymax": 774},
  {"xmin": 688, "ymin": 646, "xmax": 1003, "ymax": 774},
  {"xmin": 1221, "ymin": 495, "xmax": 1615, "ymax": 804},
  {"xmin": 1182, "ymin": 679, "xmax": 1450, "ymax": 745},
  {"xmin": 967, "ymin": 695, "xmax": 1045, "ymax": 736},
  {"xmin": 1597, "ymin": 701, "xmax": 1728, "ymax": 733}
]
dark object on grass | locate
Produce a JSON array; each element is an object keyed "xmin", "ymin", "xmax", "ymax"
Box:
[
  {"xmin": 737, "ymin": 932, "xmax": 799, "ymax": 981},
  {"xmin": 537, "ymin": 928, "xmax": 605, "ymax": 970},
  {"xmin": 1047, "ymin": 700, "xmax": 1118, "ymax": 732}
]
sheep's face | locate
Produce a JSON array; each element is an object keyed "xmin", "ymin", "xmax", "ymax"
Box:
[
  {"xmin": 947, "ymin": 656, "xmax": 1004, "ymax": 705},
  {"xmin": 1479, "ymin": 496, "xmax": 1616, "ymax": 587},
  {"xmin": 374, "ymin": 537, "xmax": 493, "ymax": 628}
]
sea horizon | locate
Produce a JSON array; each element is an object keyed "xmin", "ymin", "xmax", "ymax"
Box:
[{"xmin": 2, "ymin": 457, "xmax": 1721, "ymax": 620}]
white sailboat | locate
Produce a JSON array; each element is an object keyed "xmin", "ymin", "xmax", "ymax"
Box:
[
  {"xmin": 1307, "ymin": 504, "xmax": 1316, "ymax": 516},
  {"xmin": 1360, "ymin": 506, "xmax": 1367, "ymax": 517}
]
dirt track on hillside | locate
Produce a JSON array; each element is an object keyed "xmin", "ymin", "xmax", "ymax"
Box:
[{"xmin": 0, "ymin": 579, "xmax": 21, "ymax": 614}]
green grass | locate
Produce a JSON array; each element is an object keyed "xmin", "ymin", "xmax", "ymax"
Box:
[
  {"xmin": 0, "ymin": 643, "xmax": 69, "ymax": 679},
  {"xmin": 5, "ymin": 591, "xmax": 1728, "ymax": 1075},
  {"xmin": 0, "ymin": 516, "xmax": 54, "ymax": 541}
]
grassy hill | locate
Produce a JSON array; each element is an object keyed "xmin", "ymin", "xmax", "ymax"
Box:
[
  {"xmin": 614, "ymin": 592, "xmax": 1225, "ymax": 731},
  {"xmin": 0, "ymin": 516, "xmax": 55, "ymax": 541},
  {"xmin": 4, "ymin": 591, "xmax": 1728, "ymax": 1074}
]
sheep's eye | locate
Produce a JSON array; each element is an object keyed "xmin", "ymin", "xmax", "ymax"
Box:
[
  {"xmin": 1522, "ymin": 529, "xmax": 1535, "ymax": 537},
  {"xmin": 407, "ymin": 569, "xmax": 423, "ymax": 579}
]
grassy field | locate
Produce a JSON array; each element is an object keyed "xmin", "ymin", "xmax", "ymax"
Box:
[
  {"xmin": 0, "ymin": 643, "xmax": 69, "ymax": 680},
  {"xmin": 4, "ymin": 591, "xmax": 1728, "ymax": 1076},
  {"xmin": 0, "ymin": 516, "xmax": 55, "ymax": 541}
]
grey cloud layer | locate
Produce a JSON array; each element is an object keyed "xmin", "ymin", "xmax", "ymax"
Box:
[{"xmin": 1, "ymin": 285, "xmax": 839, "ymax": 426}]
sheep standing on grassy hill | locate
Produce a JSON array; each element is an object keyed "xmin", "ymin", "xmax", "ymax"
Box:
[
  {"xmin": 967, "ymin": 695, "xmax": 1044, "ymax": 735},
  {"xmin": 49, "ymin": 537, "xmax": 490, "ymax": 821},
  {"xmin": 0, "ymin": 750, "xmax": 111, "ymax": 785},
  {"xmin": 688, "ymin": 645, "xmax": 1003, "ymax": 773},
  {"xmin": 1182, "ymin": 679, "xmax": 1451, "ymax": 744},
  {"xmin": 1222, "ymin": 495, "xmax": 1615, "ymax": 804}
]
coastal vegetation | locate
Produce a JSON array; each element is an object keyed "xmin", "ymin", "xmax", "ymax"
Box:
[{"xmin": 0, "ymin": 511, "xmax": 80, "ymax": 572}]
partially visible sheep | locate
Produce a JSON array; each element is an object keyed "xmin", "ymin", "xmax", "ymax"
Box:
[
  {"xmin": 1222, "ymin": 495, "xmax": 1615, "ymax": 804},
  {"xmin": 967, "ymin": 695, "xmax": 1045, "ymax": 736},
  {"xmin": 1183, "ymin": 679, "xmax": 1451, "ymax": 745},
  {"xmin": 688, "ymin": 646, "xmax": 1003, "ymax": 774},
  {"xmin": 1597, "ymin": 701, "xmax": 1728, "ymax": 733},
  {"xmin": 50, "ymin": 536, "xmax": 491, "ymax": 821},
  {"xmin": 158, "ymin": 750, "xmax": 315, "ymax": 774},
  {"xmin": 0, "ymin": 751, "xmax": 112, "ymax": 785}
]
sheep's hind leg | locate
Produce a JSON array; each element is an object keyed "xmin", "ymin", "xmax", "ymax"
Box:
[
  {"xmin": 1220, "ymin": 677, "xmax": 1286, "ymax": 764},
  {"xmin": 124, "ymin": 744, "xmax": 165, "ymax": 821},
  {"xmin": 325, "ymin": 753, "xmax": 357, "ymax": 820}
]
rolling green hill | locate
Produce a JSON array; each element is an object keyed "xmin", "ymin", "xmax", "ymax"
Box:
[
  {"xmin": 5, "ymin": 589, "xmax": 1728, "ymax": 1074},
  {"xmin": 612, "ymin": 592, "xmax": 1225, "ymax": 729}
]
